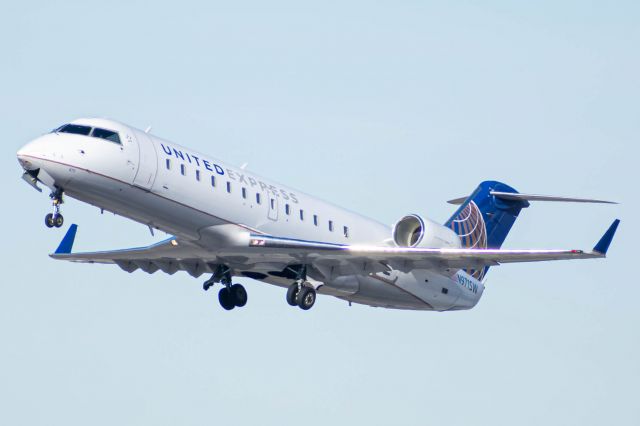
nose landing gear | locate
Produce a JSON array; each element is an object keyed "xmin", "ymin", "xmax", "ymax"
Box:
[{"xmin": 45, "ymin": 188, "xmax": 64, "ymax": 228}]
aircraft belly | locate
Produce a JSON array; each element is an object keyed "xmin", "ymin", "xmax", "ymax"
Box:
[
  {"xmin": 320, "ymin": 275, "xmax": 360, "ymax": 297},
  {"xmin": 346, "ymin": 274, "xmax": 432, "ymax": 310},
  {"xmin": 333, "ymin": 270, "xmax": 479, "ymax": 311},
  {"xmin": 401, "ymin": 270, "xmax": 464, "ymax": 311}
]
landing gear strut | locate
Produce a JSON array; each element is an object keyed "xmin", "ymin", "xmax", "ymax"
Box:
[
  {"xmin": 285, "ymin": 265, "xmax": 317, "ymax": 310},
  {"xmin": 203, "ymin": 265, "xmax": 248, "ymax": 310},
  {"xmin": 45, "ymin": 187, "xmax": 64, "ymax": 228}
]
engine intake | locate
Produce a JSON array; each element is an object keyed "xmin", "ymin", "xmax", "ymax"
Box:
[{"xmin": 392, "ymin": 214, "xmax": 461, "ymax": 249}]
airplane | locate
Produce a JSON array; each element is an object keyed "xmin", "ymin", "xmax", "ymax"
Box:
[{"xmin": 16, "ymin": 118, "xmax": 620, "ymax": 312}]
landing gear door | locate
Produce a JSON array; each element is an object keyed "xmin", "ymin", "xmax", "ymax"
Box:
[{"xmin": 132, "ymin": 131, "xmax": 158, "ymax": 190}]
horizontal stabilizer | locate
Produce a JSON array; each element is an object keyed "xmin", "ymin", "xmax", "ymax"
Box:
[
  {"xmin": 446, "ymin": 196, "xmax": 468, "ymax": 205},
  {"xmin": 490, "ymin": 191, "xmax": 618, "ymax": 204},
  {"xmin": 448, "ymin": 192, "xmax": 617, "ymax": 205}
]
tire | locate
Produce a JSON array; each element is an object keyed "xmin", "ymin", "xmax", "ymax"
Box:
[
  {"xmin": 45, "ymin": 213, "xmax": 54, "ymax": 228},
  {"xmin": 286, "ymin": 283, "xmax": 299, "ymax": 306},
  {"xmin": 218, "ymin": 287, "xmax": 235, "ymax": 310},
  {"xmin": 54, "ymin": 214, "xmax": 64, "ymax": 228},
  {"xmin": 296, "ymin": 287, "xmax": 316, "ymax": 310},
  {"xmin": 230, "ymin": 284, "xmax": 248, "ymax": 307}
]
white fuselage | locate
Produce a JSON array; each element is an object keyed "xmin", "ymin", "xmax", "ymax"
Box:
[{"xmin": 17, "ymin": 118, "xmax": 484, "ymax": 311}]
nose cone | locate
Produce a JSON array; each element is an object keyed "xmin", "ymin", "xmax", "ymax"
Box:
[
  {"xmin": 17, "ymin": 136, "xmax": 52, "ymax": 170},
  {"xmin": 17, "ymin": 142, "xmax": 39, "ymax": 170}
]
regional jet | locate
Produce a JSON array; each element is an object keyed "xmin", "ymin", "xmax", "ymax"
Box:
[{"xmin": 16, "ymin": 118, "xmax": 620, "ymax": 311}]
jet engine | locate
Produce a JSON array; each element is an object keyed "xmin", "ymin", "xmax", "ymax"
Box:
[{"xmin": 392, "ymin": 214, "xmax": 461, "ymax": 249}]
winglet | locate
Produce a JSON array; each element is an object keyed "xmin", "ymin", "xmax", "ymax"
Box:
[
  {"xmin": 593, "ymin": 219, "xmax": 620, "ymax": 255},
  {"xmin": 54, "ymin": 224, "xmax": 78, "ymax": 254}
]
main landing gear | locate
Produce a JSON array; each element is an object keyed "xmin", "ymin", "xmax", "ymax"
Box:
[
  {"xmin": 45, "ymin": 187, "xmax": 64, "ymax": 228},
  {"xmin": 202, "ymin": 264, "xmax": 318, "ymax": 311},
  {"xmin": 285, "ymin": 265, "xmax": 317, "ymax": 310},
  {"xmin": 218, "ymin": 284, "xmax": 248, "ymax": 311},
  {"xmin": 203, "ymin": 265, "xmax": 248, "ymax": 311},
  {"xmin": 286, "ymin": 282, "xmax": 317, "ymax": 310}
]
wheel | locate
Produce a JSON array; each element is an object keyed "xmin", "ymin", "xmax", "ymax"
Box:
[
  {"xmin": 296, "ymin": 287, "xmax": 316, "ymax": 310},
  {"xmin": 218, "ymin": 287, "xmax": 235, "ymax": 310},
  {"xmin": 230, "ymin": 284, "xmax": 247, "ymax": 307},
  {"xmin": 286, "ymin": 283, "xmax": 300, "ymax": 306},
  {"xmin": 54, "ymin": 214, "xmax": 64, "ymax": 228},
  {"xmin": 203, "ymin": 281, "xmax": 212, "ymax": 291},
  {"xmin": 45, "ymin": 213, "xmax": 54, "ymax": 228}
]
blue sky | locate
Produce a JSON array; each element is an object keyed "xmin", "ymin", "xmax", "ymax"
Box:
[{"xmin": 1, "ymin": 1, "xmax": 638, "ymax": 425}]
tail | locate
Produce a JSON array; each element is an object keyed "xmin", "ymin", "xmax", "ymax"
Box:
[
  {"xmin": 445, "ymin": 181, "xmax": 528, "ymax": 253},
  {"xmin": 444, "ymin": 180, "xmax": 616, "ymax": 281},
  {"xmin": 445, "ymin": 181, "xmax": 528, "ymax": 280}
]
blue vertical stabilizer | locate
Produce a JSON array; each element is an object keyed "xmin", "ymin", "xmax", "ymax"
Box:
[{"xmin": 445, "ymin": 181, "xmax": 529, "ymax": 279}]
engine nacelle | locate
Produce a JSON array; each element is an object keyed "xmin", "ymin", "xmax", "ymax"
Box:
[{"xmin": 392, "ymin": 214, "xmax": 461, "ymax": 249}]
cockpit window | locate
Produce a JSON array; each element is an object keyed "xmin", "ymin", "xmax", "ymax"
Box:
[
  {"xmin": 57, "ymin": 124, "xmax": 92, "ymax": 136},
  {"xmin": 91, "ymin": 128, "xmax": 121, "ymax": 144},
  {"xmin": 52, "ymin": 124, "xmax": 122, "ymax": 145}
]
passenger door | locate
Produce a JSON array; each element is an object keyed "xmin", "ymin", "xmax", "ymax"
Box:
[{"xmin": 132, "ymin": 131, "xmax": 158, "ymax": 190}]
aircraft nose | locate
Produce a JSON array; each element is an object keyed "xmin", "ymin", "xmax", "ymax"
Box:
[
  {"xmin": 17, "ymin": 145, "xmax": 30, "ymax": 161},
  {"xmin": 17, "ymin": 139, "xmax": 46, "ymax": 170}
]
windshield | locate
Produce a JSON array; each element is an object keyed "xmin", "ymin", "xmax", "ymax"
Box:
[
  {"xmin": 91, "ymin": 128, "xmax": 121, "ymax": 144},
  {"xmin": 53, "ymin": 124, "xmax": 121, "ymax": 144},
  {"xmin": 56, "ymin": 124, "xmax": 92, "ymax": 135}
]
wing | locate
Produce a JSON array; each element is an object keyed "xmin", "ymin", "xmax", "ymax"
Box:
[
  {"xmin": 50, "ymin": 224, "xmax": 218, "ymax": 277},
  {"xmin": 50, "ymin": 220, "xmax": 619, "ymax": 281},
  {"xmin": 244, "ymin": 219, "xmax": 620, "ymax": 277}
]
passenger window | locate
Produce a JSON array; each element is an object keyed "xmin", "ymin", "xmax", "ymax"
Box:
[
  {"xmin": 226, "ymin": 182, "xmax": 232, "ymax": 193},
  {"xmin": 92, "ymin": 128, "xmax": 121, "ymax": 144},
  {"xmin": 270, "ymin": 199, "xmax": 275, "ymax": 209},
  {"xmin": 165, "ymin": 159, "xmax": 171, "ymax": 170},
  {"xmin": 242, "ymin": 187, "xmax": 247, "ymax": 199},
  {"xmin": 180, "ymin": 164, "xmax": 186, "ymax": 176},
  {"xmin": 329, "ymin": 220, "xmax": 334, "ymax": 232},
  {"xmin": 343, "ymin": 226, "xmax": 349, "ymax": 238},
  {"xmin": 300, "ymin": 210, "xmax": 304, "ymax": 221},
  {"xmin": 285, "ymin": 204, "xmax": 290, "ymax": 215},
  {"xmin": 211, "ymin": 176, "xmax": 216, "ymax": 187},
  {"xmin": 57, "ymin": 124, "xmax": 92, "ymax": 136},
  {"xmin": 313, "ymin": 215, "xmax": 318, "ymax": 226},
  {"xmin": 256, "ymin": 193, "xmax": 261, "ymax": 204}
]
